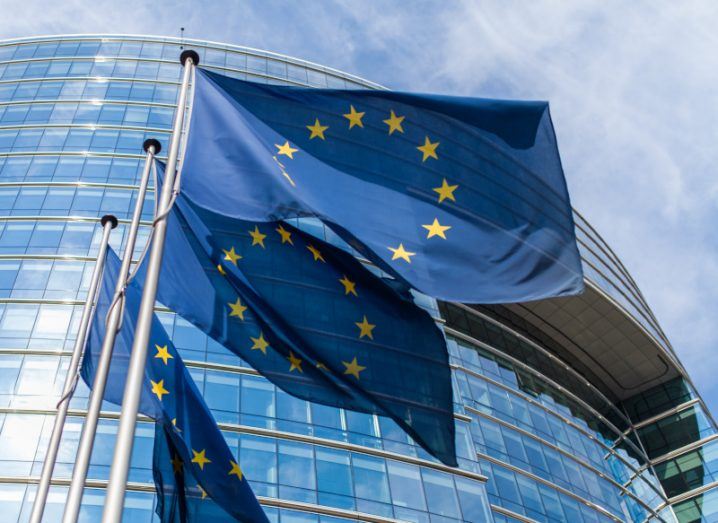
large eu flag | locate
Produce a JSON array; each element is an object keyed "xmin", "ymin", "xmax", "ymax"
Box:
[
  {"xmin": 81, "ymin": 248, "xmax": 267, "ymax": 523},
  {"xmin": 148, "ymin": 171, "xmax": 456, "ymax": 465},
  {"xmin": 179, "ymin": 68, "xmax": 584, "ymax": 304}
]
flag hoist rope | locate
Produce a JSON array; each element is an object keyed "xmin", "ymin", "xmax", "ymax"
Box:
[
  {"xmin": 28, "ymin": 213, "xmax": 118, "ymax": 523},
  {"xmin": 60, "ymin": 138, "xmax": 161, "ymax": 523},
  {"xmin": 102, "ymin": 50, "xmax": 198, "ymax": 523}
]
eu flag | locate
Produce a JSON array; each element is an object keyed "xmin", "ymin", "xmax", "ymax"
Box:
[
  {"xmin": 149, "ymin": 171, "xmax": 456, "ymax": 465},
  {"xmin": 179, "ymin": 68, "xmax": 584, "ymax": 304},
  {"xmin": 81, "ymin": 248, "xmax": 267, "ymax": 523}
]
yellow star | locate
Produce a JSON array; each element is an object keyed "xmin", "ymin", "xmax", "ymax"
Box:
[
  {"xmin": 306, "ymin": 244, "xmax": 325, "ymax": 262},
  {"xmin": 276, "ymin": 224, "xmax": 293, "ymax": 245},
  {"xmin": 287, "ymin": 351, "xmax": 303, "ymax": 373},
  {"xmin": 383, "ymin": 110, "xmax": 405, "ymax": 135},
  {"xmin": 343, "ymin": 105, "xmax": 365, "ymax": 129},
  {"xmin": 433, "ymin": 178, "xmax": 458, "ymax": 203},
  {"xmin": 217, "ymin": 264, "xmax": 226, "ymax": 276},
  {"xmin": 228, "ymin": 298, "xmax": 248, "ymax": 320},
  {"xmin": 342, "ymin": 357, "xmax": 366, "ymax": 379},
  {"xmin": 250, "ymin": 332, "xmax": 269, "ymax": 355},
  {"xmin": 316, "ymin": 362, "xmax": 328, "ymax": 370},
  {"xmin": 338, "ymin": 275, "xmax": 358, "ymax": 296},
  {"xmin": 388, "ymin": 243, "xmax": 415, "ymax": 263},
  {"xmin": 306, "ymin": 118, "xmax": 329, "ymax": 140},
  {"xmin": 249, "ymin": 226, "xmax": 267, "ymax": 248},
  {"xmin": 275, "ymin": 141, "xmax": 298, "ymax": 159},
  {"xmin": 154, "ymin": 344, "xmax": 173, "ymax": 365},
  {"xmin": 422, "ymin": 218, "xmax": 451, "ymax": 239},
  {"xmin": 150, "ymin": 379, "xmax": 169, "ymax": 401},
  {"xmin": 355, "ymin": 316, "xmax": 376, "ymax": 340},
  {"xmin": 417, "ymin": 136, "xmax": 439, "ymax": 162},
  {"xmin": 198, "ymin": 486, "xmax": 207, "ymax": 499},
  {"xmin": 229, "ymin": 460, "xmax": 244, "ymax": 480},
  {"xmin": 171, "ymin": 454, "xmax": 183, "ymax": 474},
  {"xmin": 223, "ymin": 246, "xmax": 242, "ymax": 265},
  {"xmin": 191, "ymin": 449, "xmax": 211, "ymax": 470}
]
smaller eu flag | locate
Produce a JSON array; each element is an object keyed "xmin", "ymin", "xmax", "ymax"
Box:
[
  {"xmin": 179, "ymin": 68, "xmax": 584, "ymax": 304},
  {"xmin": 148, "ymin": 165, "xmax": 456, "ymax": 465},
  {"xmin": 81, "ymin": 248, "xmax": 267, "ymax": 523}
]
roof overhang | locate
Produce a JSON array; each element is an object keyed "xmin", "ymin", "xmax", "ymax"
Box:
[{"xmin": 501, "ymin": 280, "xmax": 684, "ymax": 401}]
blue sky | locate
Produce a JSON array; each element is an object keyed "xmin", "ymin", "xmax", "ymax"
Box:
[{"xmin": 1, "ymin": 0, "xmax": 717, "ymax": 414}]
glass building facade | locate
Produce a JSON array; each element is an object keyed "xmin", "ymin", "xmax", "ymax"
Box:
[{"xmin": 0, "ymin": 35, "xmax": 714, "ymax": 523}]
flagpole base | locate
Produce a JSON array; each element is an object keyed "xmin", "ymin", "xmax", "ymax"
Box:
[
  {"xmin": 143, "ymin": 138, "xmax": 162, "ymax": 154},
  {"xmin": 180, "ymin": 50, "xmax": 200, "ymax": 66},
  {"xmin": 101, "ymin": 215, "xmax": 119, "ymax": 229}
]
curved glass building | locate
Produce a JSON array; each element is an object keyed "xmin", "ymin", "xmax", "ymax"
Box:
[{"xmin": 0, "ymin": 35, "xmax": 714, "ymax": 523}]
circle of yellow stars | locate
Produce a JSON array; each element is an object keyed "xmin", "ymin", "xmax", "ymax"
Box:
[{"xmin": 273, "ymin": 104, "xmax": 458, "ymax": 276}]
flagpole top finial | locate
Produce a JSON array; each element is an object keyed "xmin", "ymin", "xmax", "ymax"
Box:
[
  {"xmin": 179, "ymin": 50, "xmax": 200, "ymax": 66},
  {"xmin": 101, "ymin": 215, "xmax": 119, "ymax": 229},
  {"xmin": 143, "ymin": 138, "xmax": 162, "ymax": 154}
]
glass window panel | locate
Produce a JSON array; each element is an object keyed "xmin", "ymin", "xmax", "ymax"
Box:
[
  {"xmin": 0, "ymin": 188, "xmax": 18, "ymax": 209},
  {"xmin": 386, "ymin": 461, "xmax": 427, "ymax": 510},
  {"xmin": 106, "ymin": 81, "xmax": 131, "ymax": 100},
  {"xmin": 33, "ymin": 305, "xmax": 73, "ymax": 338},
  {"xmin": 352, "ymin": 453, "xmax": 390, "ymax": 503},
  {"xmin": 98, "ymin": 104, "xmax": 125, "ymax": 124},
  {"xmin": 38, "ymin": 128, "xmax": 69, "ymax": 150},
  {"xmin": 204, "ymin": 371, "xmax": 239, "ymax": 417},
  {"xmin": 47, "ymin": 262, "xmax": 84, "ymax": 293},
  {"xmin": 16, "ymin": 357, "xmax": 60, "ymax": 395},
  {"xmin": 59, "ymin": 222, "xmax": 93, "ymax": 253},
  {"xmin": 55, "ymin": 157, "xmax": 84, "ymax": 179},
  {"xmin": 0, "ymin": 261, "xmax": 19, "ymax": 292},
  {"xmin": 316, "ymin": 448, "xmax": 353, "ymax": 497},
  {"xmin": 0, "ymin": 355, "xmax": 22, "ymax": 394},
  {"xmin": 14, "ymin": 261, "xmax": 51, "ymax": 290},
  {"xmin": 455, "ymin": 476, "xmax": 492, "ymax": 523},
  {"xmin": 74, "ymin": 105, "xmax": 101, "ymax": 124},
  {"xmin": 422, "ymin": 469, "xmax": 461, "ymax": 518},
  {"xmin": 123, "ymin": 105, "xmax": 149, "ymax": 124},
  {"xmin": 14, "ymin": 129, "xmax": 43, "ymax": 149},
  {"xmin": 0, "ymin": 304, "xmax": 38, "ymax": 338},
  {"xmin": 64, "ymin": 129, "xmax": 93, "ymax": 150},
  {"xmin": 44, "ymin": 189, "xmax": 75, "ymax": 210},
  {"xmin": 240, "ymin": 434, "xmax": 277, "ymax": 485},
  {"xmin": 27, "ymin": 157, "xmax": 58, "ymax": 179},
  {"xmin": 15, "ymin": 188, "xmax": 46, "ymax": 209},
  {"xmin": 100, "ymin": 190, "xmax": 131, "ymax": 214},
  {"xmin": 90, "ymin": 129, "xmax": 119, "ymax": 151},
  {"xmin": 29, "ymin": 223, "xmax": 64, "ymax": 250},
  {"xmin": 3, "ymin": 105, "xmax": 30, "ymax": 123},
  {"xmin": 0, "ymin": 414, "xmax": 44, "ymax": 461},
  {"xmin": 241, "ymin": 375, "xmax": 275, "ymax": 419},
  {"xmin": 278, "ymin": 441, "xmax": 316, "ymax": 490}
]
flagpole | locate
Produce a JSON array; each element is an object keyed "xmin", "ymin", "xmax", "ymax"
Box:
[
  {"xmin": 102, "ymin": 50, "xmax": 198, "ymax": 523},
  {"xmin": 28, "ymin": 214, "xmax": 118, "ymax": 523},
  {"xmin": 61, "ymin": 139, "xmax": 161, "ymax": 523}
]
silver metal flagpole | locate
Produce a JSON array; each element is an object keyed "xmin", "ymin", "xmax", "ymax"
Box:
[
  {"xmin": 61, "ymin": 139, "xmax": 161, "ymax": 523},
  {"xmin": 102, "ymin": 50, "xmax": 198, "ymax": 523},
  {"xmin": 28, "ymin": 214, "xmax": 118, "ymax": 523}
]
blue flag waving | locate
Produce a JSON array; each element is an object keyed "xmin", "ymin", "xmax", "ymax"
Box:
[
  {"xmin": 180, "ymin": 68, "xmax": 584, "ymax": 304},
  {"xmin": 81, "ymin": 248, "xmax": 267, "ymax": 523},
  {"xmin": 149, "ymin": 173, "xmax": 456, "ymax": 465}
]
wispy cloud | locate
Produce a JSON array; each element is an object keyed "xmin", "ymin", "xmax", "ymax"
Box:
[{"xmin": 1, "ymin": 0, "xmax": 716, "ymax": 411}]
